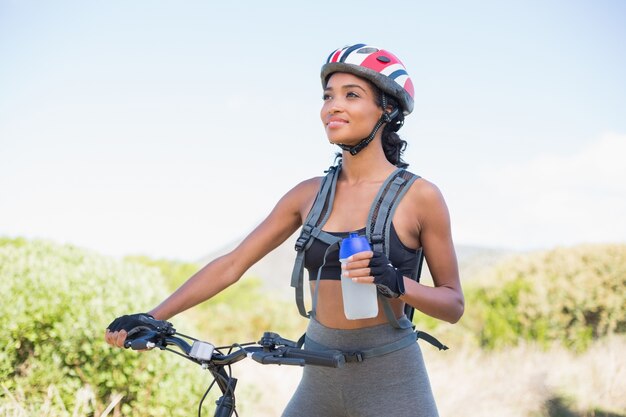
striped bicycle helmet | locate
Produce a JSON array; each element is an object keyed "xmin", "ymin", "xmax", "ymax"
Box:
[{"xmin": 321, "ymin": 43, "xmax": 415, "ymax": 115}]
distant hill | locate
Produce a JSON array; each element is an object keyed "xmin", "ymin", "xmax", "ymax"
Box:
[{"xmin": 199, "ymin": 232, "xmax": 514, "ymax": 300}]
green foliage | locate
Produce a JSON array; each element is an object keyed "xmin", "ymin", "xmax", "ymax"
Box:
[
  {"xmin": 189, "ymin": 276, "xmax": 307, "ymax": 346},
  {"xmin": 124, "ymin": 255, "xmax": 307, "ymax": 345},
  {"xmin": 463, "ymin": 244, "xmax": 626, "ymax": 351},
  {"xmin": 0, "ymin": 238, "xmax": 206, "ymax": 416},
  {"xmin": 123, "ymin": 255, "xmax": 201, "ymax": 292}
]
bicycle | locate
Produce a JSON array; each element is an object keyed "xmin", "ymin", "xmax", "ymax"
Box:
[{"xmin": 123, "ymin": 317, "xmax": 345, "ymax": 417}]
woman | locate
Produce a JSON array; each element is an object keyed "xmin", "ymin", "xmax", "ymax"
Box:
[{"xmin": 106, "ymin": 43, "xmax": 464, "ymax": 417}]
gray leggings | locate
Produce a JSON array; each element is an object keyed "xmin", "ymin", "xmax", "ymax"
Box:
[{"xmin": 282, "ymin": 318, "xmax": 439, "ymax": 417}]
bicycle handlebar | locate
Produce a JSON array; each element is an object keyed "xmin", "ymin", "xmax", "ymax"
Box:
[
  {"xmin": 250, "ymin": 346, "xmax": 346, "ymax": 368},
  {"xmin": 123, "ymin": 321, "xmax": 345, "ymax": 369},
  {"xmin": 120, "ymin": 318, "xmax": 344, "ymax": 416}
]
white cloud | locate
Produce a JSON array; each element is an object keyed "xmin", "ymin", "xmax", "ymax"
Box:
[{"xmin": 455, "ymin": 132, "xmax": 626, "ymax": 249}]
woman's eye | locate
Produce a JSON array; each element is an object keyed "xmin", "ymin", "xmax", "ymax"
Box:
[
  {"xmin": 322, "ymin": 94, "xmax": 332, "ymax": 101},
  {"xmin": 347, "ymin": 92, "xmax": 359, "ymax": 98}
]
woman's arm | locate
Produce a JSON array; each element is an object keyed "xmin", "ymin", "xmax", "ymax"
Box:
[
  {"xmin": 148, "ymin": 181, "xmax": 317, "ymax": 320},
  {"xmin": 105, "ymin": 178, "xmax": 319, "ymax": 347},
  {"xmin": 399, "ymin": 181, "xmax": 464, "ymax": 323}
]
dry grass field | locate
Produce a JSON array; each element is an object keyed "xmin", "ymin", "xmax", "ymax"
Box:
[{"xmin": 228, "ymin": 335, "xmax": 626, "ymax": 417}]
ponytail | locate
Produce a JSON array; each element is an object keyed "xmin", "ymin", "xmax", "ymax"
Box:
[
  {"xmin": 376, "ymin": 92, "xmax": 409, "ymax": 168},
  {"xmin": 381, "ymin": 122, "xmax": 408, "ymax": 168}
]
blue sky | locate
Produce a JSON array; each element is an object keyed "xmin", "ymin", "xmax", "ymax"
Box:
[{"xmin": 1, "ymin": 0, "xmax": 625, "ymax": 261}]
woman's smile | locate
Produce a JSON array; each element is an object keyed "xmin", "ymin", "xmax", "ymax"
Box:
[{"xmin": 326, "ymin": 116, "xmax": 349, "ymax": 129}]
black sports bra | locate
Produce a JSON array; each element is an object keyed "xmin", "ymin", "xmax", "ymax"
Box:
[{"xmin": 304, "ymin": 224, "xmax": 420, "ymax": 281}]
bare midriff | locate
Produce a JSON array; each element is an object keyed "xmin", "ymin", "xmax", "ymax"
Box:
[{"xmin": 310, "ymin": 280, "xmax": 406, "ymax": 329}]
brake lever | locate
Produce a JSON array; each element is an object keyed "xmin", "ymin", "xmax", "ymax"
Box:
[
  {"xmin": 258, "ymin": 332, "xmax": 298, "ymax": 349},
  {"xmin": 144, "ymin": 317, "xmax": 176, "ymax": 335}
]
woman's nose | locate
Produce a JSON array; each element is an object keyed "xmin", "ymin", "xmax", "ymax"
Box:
[{"xmin": 327, "ymin": 98, "xmax": 343, "ymax": 113}]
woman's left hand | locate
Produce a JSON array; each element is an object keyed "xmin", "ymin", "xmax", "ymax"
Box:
[{"xmin": 341, "ymin": 251, "xmax": 405, "ymax": 298}]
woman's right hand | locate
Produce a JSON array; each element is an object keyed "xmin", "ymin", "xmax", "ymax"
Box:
[
  {"xmin": 105, "ymin": 328, "xmax": 129, "ymax": 348},
  {"xmin": 104, "ymin": 313, "xmax": 158, "ymax": 349}
]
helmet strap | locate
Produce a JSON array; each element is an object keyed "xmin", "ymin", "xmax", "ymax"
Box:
[{"xmin": 338, "ymin": 93, "xmax": 400, "ymax": 156}]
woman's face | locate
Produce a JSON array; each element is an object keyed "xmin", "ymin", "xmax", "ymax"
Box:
[{"xmin": 320, "ymin": 72, "xmax": 383, "ymax": 146}]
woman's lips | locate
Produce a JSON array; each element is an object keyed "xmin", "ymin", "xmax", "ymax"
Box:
[{"xmin": 326, "ymin": 117, "xmax": 348, "ymax": 129}]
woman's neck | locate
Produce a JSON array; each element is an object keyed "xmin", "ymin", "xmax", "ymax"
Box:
[{"xmin": 339, "ymin": 139, "xmax": 396, "ymax": 184}]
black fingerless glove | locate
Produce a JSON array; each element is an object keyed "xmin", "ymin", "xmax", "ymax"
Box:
[
  {"xmin": 107, "ymin": 313, "xmax": 164, "ymax": 337},
  {"xmin": 369, "ymin": 251, "xmax": 406, "ymax": 298}
]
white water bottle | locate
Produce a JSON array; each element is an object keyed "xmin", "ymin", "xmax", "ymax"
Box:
[{"xmin": 339, "ymin": 233, "xmax": 379, "ymax": 320}]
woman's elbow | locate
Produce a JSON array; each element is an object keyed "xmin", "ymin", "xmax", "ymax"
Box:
[{"xmin": 448, "ymin": 294, "xmax": 465, "ymax": 324}]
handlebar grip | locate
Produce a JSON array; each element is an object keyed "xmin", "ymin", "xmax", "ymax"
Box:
[
  {"xmin": 125, "ymin": 339, "xmax": 154, "ymax": 350},
  {"xmin": 123, "ymin": 329, "xmax": 158, "ymax": 350},
  {"xmin": 284, "ymin": 348, "xmax": 345, "ymax": 368},
  {"xmin": 251, "ymin": 353, "xmax": 305, "ymax": 366}
]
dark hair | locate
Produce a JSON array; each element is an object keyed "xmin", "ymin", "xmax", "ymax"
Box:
[{"xmin": 375, "ymin": 92, "xmax": 409, "ymax": 168}]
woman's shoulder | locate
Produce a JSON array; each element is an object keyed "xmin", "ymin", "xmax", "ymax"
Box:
[
  {"xmin": 389, "ymin": 173, "xmax": 451, "ymax": 240},
  {"xmin": 275, "ymin": 176, "xmax": 323, "ymax": 219},
  {"xmin": 404, "ymin": 174, "xmax": 447, "ymax": 208},
  {"xmin": 277, "ymin": 176, "xmax": 324, "ymax": 209},
  {"xmin": 290, "ymin": 176, "xmax": 324, "ymax": 195}
]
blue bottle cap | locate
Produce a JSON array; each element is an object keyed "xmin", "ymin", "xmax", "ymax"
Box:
[{"xmin": 339, "ymin": 233, "xmax": 371, "ymax": 259}]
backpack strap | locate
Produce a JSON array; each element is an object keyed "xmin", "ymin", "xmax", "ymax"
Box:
[
  {"xmin": 309, "ymin": 239, "xmax": 340, "ymax": 319},
  {"xmin": 366, "ymin": 169, "xmax": 419, "ymax": 255},
  {"xmin": 291, "ymin": 165, "xmax": 342, "ymax": 318},
  {"xmin": 365, "ymin": 169, "xmax": 420, "ymax": 330}
]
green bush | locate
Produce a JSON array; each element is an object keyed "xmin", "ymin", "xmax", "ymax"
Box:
[
  {"xmin": 123, "ymin": 255, "xmax": 200, "ymax": 292},
  {"xmin": 0, "ymin": 239, "xmax": 206, "ymax": 416},
  {"xmin": 188, "ymin": 277, "xmax": 307, "ymax": 346},
  {"xmin": 463, "ymin": 244, "xmax": 626, "ymax": 351},
  {"xmin": 124, "ymin": 255, "xmax": 307, "ymax": 346}
]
